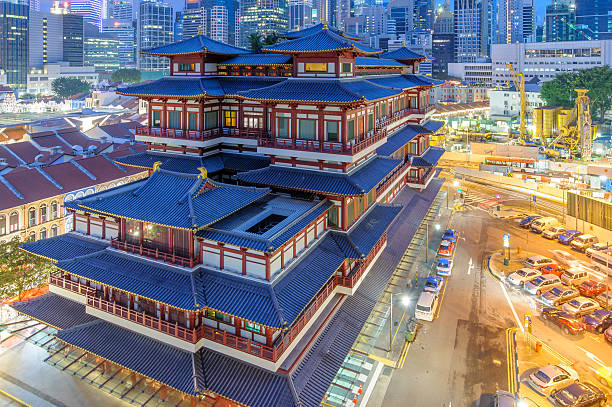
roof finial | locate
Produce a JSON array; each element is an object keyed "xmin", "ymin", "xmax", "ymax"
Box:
[
  {"xmin": 152, "ymin": 161, "xmax": 162, "ymax": 172},
  {"xmin": 198, "ymin": 166, "xmax": 207, "ymax": 180},
  {"xmin": 197, "ymin": 25, "xmax": 202, "ymax": 35},
  {"xmin": 402, "ymin": 40, "xmax": 406, "ymax": 47}
]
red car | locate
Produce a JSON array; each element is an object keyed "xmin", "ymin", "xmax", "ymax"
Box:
[
  {"xmin": 541, "ymin": 307, "xmax": 584, "ymax": 335},
  {"xmin": 541, "ymin": 264, "xmax": 564, "ymax": 277},
  {"xmin": 438, "ymin": 240, "xmax": 454, "ymax": 257},
  {"xmin": 578, "ymin": 280, "xmax": 608, "ymax": 298}
]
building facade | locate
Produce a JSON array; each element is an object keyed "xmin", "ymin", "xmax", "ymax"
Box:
[
  {"xmin": 575, "ymin": 0, "xmax": 612, "ymax": 40},
  {"xmin": 489, "ymin": 83, "xmax": 544, "ymax": 119},
  {"xmin": 0, "ymin": 0, "xmax": 29, "ymax": 90},
  {"xmin": 84, "ymin": 22, "xmax": 121, "ymax": 73},
  {"xmin": 240, "ymin": 0, "xmax": 288, "ymax": 47},
  {"xmin": 101, "ymin": 19, "xmax": 136, "ymax": 69},
  {"xmin": 138, "ymin": 0, "xmax": 174, "ymax": 76},
  {"xmin": 545, "ymin": 0, "xmax": 576, "ymax": 42},
  {"xmin": 27, "ymin": 62, "xmax": 99, "ymax": 95},
  {"xmin": 448, "ymin": 60, "xmax": 493, "ymax": 84},
  {"xmin": 69, "ymin": 0, "xmax": 103, "ymax": 31},
  {"xmin": 454, "ymin": 0, "xmax": 489, "ymax": 62}
]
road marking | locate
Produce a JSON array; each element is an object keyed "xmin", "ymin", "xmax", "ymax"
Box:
[
  {"xmin": 391, "ymin": 308, "xmax": 407, "ymax": 346},
  {"xmin": 397, "ymin": 339, "xmax": 412, "ymax": 369},
  {"xmin": 468, "ymin": 257, "xmax": 473, "ymax": 275},
  {"xmin": 499, "ymin": 281, "xmax": 524, "ymax": 332},
  {"xmin": 506, "ymin": 327, "xmax": 518, "ymax": 393},
  {"xmin": 361, "ymin": 361, "xmax": 383, "ymax": 407},
  {"xmin": 435, "ymin": 279, "xmax": 449, "ymax": 319},
  {"xmin": 367, "ymin": 353, "xmax": 395, "ymax": 367}
]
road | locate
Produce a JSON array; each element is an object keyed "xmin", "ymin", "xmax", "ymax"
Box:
[{"xmin": 378, "ymin": 178, "xmax": 612, "ymax": 407}]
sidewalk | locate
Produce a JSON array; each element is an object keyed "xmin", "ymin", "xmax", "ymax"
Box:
[{"xmin": 487, "ymin": 250, "xmax": 540, "ymax": 281}]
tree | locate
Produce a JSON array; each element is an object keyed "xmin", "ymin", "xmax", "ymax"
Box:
[
  {"xmin": 248, "ymin": 33, "xmax": 263, "ymax": 53},
  {"xmin": 0, "ymin": 237, "xmax": 53, "ymax": 302},
  {"xmin": 51, "ymin": 77, "xmax": 91, "ymax": 98},
  {"xmin": 539, "ymin": 66, "xmax": 612, "ymax": 122},
  {"xmin": 111, "ymin": 69, "xmax": 142, "ymax": 84},
  {"xmin": 262, "ymin": 32, "xmax": 280, "ymax": 46}
]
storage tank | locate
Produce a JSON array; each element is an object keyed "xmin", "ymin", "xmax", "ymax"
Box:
[
  {"xmin": 534, "ymin": 108, "xmax": 544, "ymax": 139},
  {"xmin": 542, "ymin": 107, "xmax": 555, "ymax": 138}
]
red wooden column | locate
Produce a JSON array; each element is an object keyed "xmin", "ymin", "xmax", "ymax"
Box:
[
  {"xmin": 167, "ymin": 228, "xmax": 173, "ymax": 254},
  {"xmin": 139, "ymin": 222, "xmax": 144, "ymax": 246},
  {"xmin": 265, "ymin": 254, "xmax": 271, "ymax": 281},
  {"xmin": 265, "ymin": 328, "xmax": 274, "ymax": 346},
  {"xmin": 86, "ymin": 214, "xmax": 91, "ymax": 235},
  {"xmin": 280, "ymin": 246, "xmax": 284, "ymax": 269},
  {"xmin": 341, "ymin": 109, "xmax": 348, "ymax": 146},
  {"xmin": 290, "ymin": 104, "xmax": 297, "ymax": 145},
  {"xmin": 241, "ymin": 248, "xmax": 247, "ymax": 275},
  {"xmin": 263, "ymin": 104, "xmax": 269, "ymax": 133},
  {"xmin": 317, "ymin": 106, "xmax": 325, "ymax": 144},
  {"xmin": 199, "ymin": 101, "xmax": 204, "ymax": 134},
  {"xmin": 101, "ymin": 217, "xmax": 106, "ymax": 239},
  {"xmin": 189, "ymin": 232, "xmax": 194, "ymax": 260},
  {"xmin": 181, "ymin": 103, "xmax": 187, "ymax": 132},
  {"xmin": 219, "ymin": 243, "xmax": 225, "ymax": 270},
  {"xmin": 270, "ymin": 105, "xmax": 276, "ymax": 138},
  {"xmin": 238, "ymin": 100, "xmax": 244, "ymax": 133},
  {"xmin": 147, "ymin": 101, "xmax": 153, "ymax": 129},
  {"xmin": 161, "ymin": 102, "xmax": 167, "ymax": 129}
]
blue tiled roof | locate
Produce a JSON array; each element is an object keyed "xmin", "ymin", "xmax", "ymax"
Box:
[
  {"xmin": 365, "ymin": 74, "xmax": 432, "ymax": 89},
  {"xmin": 219, "ymin": 54, "xmax": 292, "ymax": 66},
  {"xmin": 20, "ymin": 233, "xmax": 107, "ymax": 262},
  {"xmin": 197, "ymin": 198, "xmax": 333, "ymax": 252},
  {"xmin": 281, "ymin": 23, "xmax": 364, "ymax": 41},
  {"xmin": 238, "ymin": 157, "xmax": 401, "ymax": 196},
  {"xmin": 340, "ymin": 80, "xmax": 403, "ymax": 101},
  {"xmin": 355, "ymin": 56, "xmax": 405, "ymax": 67},
  {"xmin": 262, "ymin": 28, "xmax": 380, "ymax": 55},
  {"xmin": 411, "ymin": 146, "xmax": 445, "ymax": 167},
  {"xmin": 380, "ymin": 47, "xmax": 425, "ymax": 60},
  {"xmin": 218, "ymin": 76, "xmax": 286, "ymax": 95},
  {"xmin": 347, "ymin": 204, "xmax": 402, "ymax": 255},
  {"xmin": 329, "ymin": 232, "xmax": 362, "ymax": 259},
  {"xmin": 376, "ymin": 124, "xmax": 431, "ymax": 156},
  {"xmin": 423, "ymin": 120, "xmax": 444, "ymax": 133},
  {"xmin": 73, "ymin": 169, "xmax": 270, "ymax": 229},
  {"xmin": 142, "ymin": 35, "xmax": 248, "ymax": 56},
  {"xmin": 11, "ymin": 293, "xmax": 97, "ymax": 329},
  {"xmin": 414, "ymin": 75, "xmax": 445, "ymax": 85},
  {"xmin": 56, "ymin": 250, "xmax": 199, "ymax": 310},
  {"xmin": 115, "ymin": 152, "xmax": 270, "ymax": 175}
]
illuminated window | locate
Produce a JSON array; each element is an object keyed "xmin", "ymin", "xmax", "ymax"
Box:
[
  {"xmin": 245, "ymin": 321, "xmax": 261, "ymax": 333},
  {"xmin": 299, "ymin": 119, "xmax": 316, "ymax": 140},
  {"xmin": 178, "ymin": 63, "xmax": 195, "ymax": 72},
  {"xmin": 305, "ymin": 63, "xmax": 327, "ymax": 72},
  {"xmin": 206, "ymin": 309, "xmax": 231, "ymax": 323},
  {"xmin": 224, "ymin": 111, "xmax": 236, "ymax": 127},
  {"xmin": 327, "ymin": 121, "xmax": 339, "ymax": 141}
]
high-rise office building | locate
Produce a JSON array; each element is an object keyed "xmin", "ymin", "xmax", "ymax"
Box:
[
  {"xmin": 240, "ymin": 0, "xmax": 288, "ymax": 47},
  {"xmin": 182, "ymin": 0, "xmax": 205, "ymax": 39},
  {"xmin": 0, "ymin": 0, "xmax": 28, "ymax": 90},
  {"xmin": 414, "ymin": 0, "xmax": 435, "ymax": 32},
  {"xmin": 545, "ymin": 0, "xmax": 576, "ymax": 42},
  {"xmin": 388, "ymin": 0, "xmax": 414, "ymax": 38},
  {"xmin": 183, "ymin": 0, "xmax": 238, "ymax": 45},
  {"xmin": 174, "ymin": 11, "xmax": 183, "ymax": 42},
  {"xmin": 70, "ymin": 0, "xmax": 104, "ymax": 31},
  {"xmin": 434, "ymin": 0, "xmax": 453, "ymax": 33},
  {"xmin": 288, "ymin": 0, "xmax": 314, "ymax": 30},
  {"xmin": 105, "ymin": 0, "xmax": 132, "ymax": 20},
  {"xmin": 102, "ymin": 19, "xmax": 136, "ymax": 68},
  {"xmin": 433, "ymin": 0, "xmax": 454, "ymax": 76},
  {"xmin": 84, "ymin": 22, "xmax": 120, "ymax": 72},
  {"xmin": 29, "ymin": 0, "xmax": 38, "ymax": 11},
  {"xmin": 138, "ymin": 0, "xmax": 173, "ymax": 76},
  {"xmin": 209, "ymin": 5, "xmax": 229, "ymax": 43},
  {"xmin": 63, "ymin": 14, "xmax": 85, "ymax": 66},
  {"xmin": 522, "ymin": 0, "xmax": 535, "ymax": 42},
  {"xmin": 454, "ymin": 0, "xmax": 489, "ymax": 62},
  {"xmin": 497, "ymin": 0, "xmax": 521, "ymax": 43},
  {"xmin": 575, "ymin": 0, "xmax": 612, "ymax": 40}
]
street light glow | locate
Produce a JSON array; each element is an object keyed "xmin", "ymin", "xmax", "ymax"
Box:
[
  {"xmin": 401, "ymin": 295, "xmax": 410, "ymax": 307},
  {"xmin": 435, "ymin": 224, "xmax": 440, "ymax": 230},
  {"xmin": 452, "ymin": 180, "xmax": 459, "ymax": 187}
]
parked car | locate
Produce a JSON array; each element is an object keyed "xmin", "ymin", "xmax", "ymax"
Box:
[
  {"xmin": 442, "ymin": 229, "xmax": 458, "ymax": 242},
  {"xmin": 531, "ymin": 217, "xmax": 559, "ymax": 234},
  {"xmin": 587, "ymin": 243, "xmax": 611, "ymax": 258},
  {"xmin": 543, "ymin": 225, "xmax": 567, "ymax": 240},
  {"xmin": 525, "ymin": 255, "xmax": 557, "ymax": 270},
  {"xmin": 558, "ymin": 230, "xmax": 582, "ymax": 245},
  {"xmin": 541, "ymin": 307, "xmax": 584, "ymax": 335},
  {"xmin": 595, "ymin": 366, "xmax": 612, "ymax": 388},
  {"xmin": 541, "ymin": 287, "xmax": 580, "ymax": 307},
  {"xmin": 528, "ymin": 364, "xmax": 579, "ymax": 395},
  {"xmin": 541, "ymin": 264, "xmax": 564, "ymax": 277},
  {"xmin": 595, "ymin": 292, "xmax": 612, "ymax": 309},
  {"xmin": 436, "ymin": 258, "xmax": 453, "ymax": 277},
  {"xmin": 605, "ymin": 326, "xmax": 612, "ymax": 344},
  {"xmin": 571, "ymin": 234, "xmax": 599, "ymax": 252},
  {"xmin": 561, "ymin": 268, "xmax": 590, "ymax": 287},
  {"xmin": 437, "ymin": 240, "xmax": 454, "ymax": 257},
  {"xmin": 551, "ymin": 250, "xmax": 582, "ymax": 268},
  {"xmin": 550, "ymin": 382, "xmax": 607, "ymax": 407},
  {"xmin": 520, "ymin": 215, "xmax": 542, "ymax": 228},
  {"xmin": 562, "ymin": 297, "xmax": 600, "ymax": 318},
  {"xmin": 507, "ymin": 268, "xmax": 542, "ymax": 287},
  {"xmin": 424, "ymin": 275, "xmax": 443, "ymax": 295},
  {"xmin": 494, "ymin": 390, "xmax": 516, "ymax": 407},
  {"xmin": 577, "ymin": 280, "xmax": 608, "ymax": 298},
  {"xmin": 582, "ymin": 309, "xmax": 612, "ymax": 334},
  {"xmin": 525, "ymin": 274, "xmax": 563, "ymax": 295}
]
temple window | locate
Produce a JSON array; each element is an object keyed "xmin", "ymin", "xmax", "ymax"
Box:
[
  {"xmin": 224, "ymin": 110, "xmax": 237, "ymax": 127},
  {"xmin": 0, "ymin": 215, "xmax": 5, "ymax": 235},
  {"xmin": 206, "ymin": 309, "xmax": 231, "ymax": 323},
  {"xmin": 342, "ymin": 63, "xmax": 352, "ymax": 73},
  {"xmin": 188, "ymin": 112, "xmax": 198, "ymax": 130},
  {"xmin": 368, "ymin": 189, "xmax": 374, "ymax": 204},
  {"xmin": 326, "ymin": 121, "xmax": 339, "ymax": 142},
  {"xmin": 9, "ymin": 211, "xmax": 18, "ymax": 232},
  {"xmin": 367, "ymin": 113, "xmax": 374, "ymax": 131},
  {"xmin": 126, "ymin": 219, "xmax": 140, "ymax": 245},
  {"xmin": 152, "ymin": 110, "xmax": 161, "ymax": 127},
  {"xmin": 245, "ymin": 321, "xmax": 261, "ymax": 333},
  {"xmin": 327, "ymin": 205, "xmax": 339, "ymax": 227},
  {"xmin": 305, "ymin": 62, "xmax": 327, "ymax": 72},
  {"xmin": 381, "ymin": 102, "xmax": 387, "ymax": 117},
  {"xmin": 409, "ymin": 141, "xmax": 417, "ymax": 155},
  {"xmin": 167, "ymin": 111, "xmax": 181, "ymax": 129},
  {"xmin": 358, "ymin": 196, "xmax": 364, "ymax": 214},
  {"xmin": 143, "ymin": 224, "xmax": 170, "ymax": 252},
  {"xmin": 347, "ymin": 119, "xmax": 355, "ymax": 141},
  {"xmin": 205, "ymin": 111, "xmax": 218, "ymax": 129},
  {"xmin": 244, "ymin": 116, "xmax": 262, "ymax": 129},
  {"xmin": 347, "ymin": 200, "xmax": 355, "ymax": 225},
  {"xmin": 277, "ymin": 118, "xmax": 289, "ymax": 138},
  {"xmin": 178, "ymin": 63, "xmax": 195, "ymax": 72},
  {"xmin": 375, "ymin": 105, "xmax": 379, "ymax": 119},
  {"xmin": 298, "ymin": 119, "xmax": 316, "ymax": 140}
]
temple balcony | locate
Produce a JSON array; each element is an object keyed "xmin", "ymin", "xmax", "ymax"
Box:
[
  {"xmin": 49, "ymin": 274, "xmax": 96, "ymax": 302},
  {"xmin": 375, "ymin": 160, "xmax": 411, "ymax": 196},
  {"xmin": 406, "ymin": 166, "xmax": 436, "ymax": 189},
  {"xmin": 135, "ymin": 126, "xmax": 269, "ymax": 146},
  {"xmin": 110, "ymin": 238, "xmax": 198, "ymax": 269}
]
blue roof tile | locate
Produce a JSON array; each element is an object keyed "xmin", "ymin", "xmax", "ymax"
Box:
[
  {"xmin": 349, "ymin": 156, "xmax": 402, "ymax": 192},
  {"xmin": 281, "ymin": 23, "xmax": 364, "ymax": 41},
  {"xmin": 355, "ymin": 56, "xmax": 405, "ymax": 67},
  {"xmin": 142, "ymin": 35, "xmax": 248, "ymax": 56},
  {"xmin": 262, "ymin": 28, "xmax": 380, "ymax": 55},
  {"xmin": 218, "ymin": 76, "xmax": 286, "ymax": 95},
  {"xmin": 365, "ymin": 74, "xmax": 432, "ymax": 89},
  {"xmin": 219, "ymin": 54, "xmax": 292, "ymax": 66},
  {"xmin": 376, "ymin": 124, "xmax": 431, "ymax": 156},
  {"xmin": 411, "ymin": 146, "xmax": 445, "ymax": 167},
  {"xmin": 380, "ymin": 47, "xmax": 425, "ymax": 60},
  {"xmin": 21, "ymin": 232, "xmax": 107, "ymax": 262},
  {"xmin": 11, "ymin": 293, "xmax": 98, "ymax": 329},
  {"xmin": 329, "ymin": 232, "xmax": 362, "ymax": 259},
  {"xmin": 73, "ymin": 169, "xmax": 270, "ymax": 229},
  {"xmin": 347, "ymin": 204, "xmax": 402, "ymax": 255},
  {"xmin": 422, "ymin": 120, "xmax": 444, "ymax": 133}
]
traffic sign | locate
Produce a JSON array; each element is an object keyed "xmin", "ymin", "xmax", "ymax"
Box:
[{"xmin": 532, "ymin": 196, "xmax": 536, "ymax": 203}]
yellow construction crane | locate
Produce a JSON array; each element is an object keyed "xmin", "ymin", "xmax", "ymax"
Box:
[{"xmin": 505, "ymin": 64, "xmax": 527, "ymax": 141}]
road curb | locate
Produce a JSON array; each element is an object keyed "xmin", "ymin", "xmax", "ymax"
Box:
[{"xmin": 486, "ymin": 254, "xmax": 501, "ymax": 282}]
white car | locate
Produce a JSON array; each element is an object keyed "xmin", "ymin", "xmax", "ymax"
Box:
[
  {"xmin": 436, "ymin": 258, "xmax": 453, "ymax": 277},
  {"xmin": 528, "ymin": 364, "xmax": 579, "ymax": 395},
  {"xmin": 562, "ymin": 297, "xmax": 600, "ymax": 317},
  {"xmin": 550, "ymin": 249, "xmax": 582, "ymax": 268},
  {"xmin": 507, "ymin": 268, "xmax": 541, "ymax": 287},
  {"xmin": 524, "ymin": 274, "xmax": 562, "ymax": 295},
  {"xmin": 542, "ymin": 226, "xmax": 567, "ymax": 240}
]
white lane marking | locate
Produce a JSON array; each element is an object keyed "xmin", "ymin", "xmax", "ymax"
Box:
[
  {"xmin": 468, "ymin": 257, "xmax": 474, "ymax": 275},
  {"xmin": 499, "ymin": 281, "xmax": 524, "ymax": 332},
  {"xmin": 361, "ymin": 361, "xmax": 383, "ymax": 406}
]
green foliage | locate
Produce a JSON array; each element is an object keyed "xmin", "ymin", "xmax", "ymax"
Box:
[
  {"xmin": 262, "ymin": 32, "xmax": 280, "ymax": 46},
  {"xmin": 111, "ymin": 69, "xmax": 142, "ymax": 84},
  {"xmin": 51, "ymin": 77, "xmax": 91, "ymax": 98},
  {"xmin": 0, "ymin": 237, "xmax": 54, "ymax": 301},
  {"xmin": 539, "ymin": 66, "xmax": 612, "ymax": 121},
  {"xmin": 248, "ymin": 33, "xmax": 263, "ymax": 53}
]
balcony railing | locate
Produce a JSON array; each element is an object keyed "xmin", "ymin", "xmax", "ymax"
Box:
[
  {"xmin": 335, "ymin": 233, "xmax": 387, "ymax": 288},
  {"xmin": 135, "ymin": 126, "xmax": 269, "ymax": 141},
  {"xmin": 376, "ymin": 160, "xmax": 411, "ymax": 194},
  {"xmin": 50, "ymin": 274, "xmax": 96, "ymax": 297},
  {"xmin": 110, "ymin": 238, "xmax": 197, "ymax": 268},
  {"xmin": 407, "ymin": 167, "xmax": 435, "ymax": 185},
  {"xmin": 198, "ymin": 324, "xmax": 276, "ymax": 361}
]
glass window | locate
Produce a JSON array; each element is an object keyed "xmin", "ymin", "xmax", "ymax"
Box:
[
  {"xmin": 167, "ymin": 111, "xmax": 181, "ymax": 129},
  {"xmin": 277, "ymin": 117, "xmax": 289, "ymax": 138},
  {"xmin": 347, "ymin": 200, "xmax": 355, "ymax": 225},
  {"xmin": 305, "ymin": 63, "xmax": 327, "ymax": 72},
  {"xmin": 347, "ymin": 119, "xmax": 355, "ymax": 141},
  {"xmin": 327, "ymin": 121, "xmax": 339, "ymax": 141},
  {"xmin": 299, "ymin": 119, "xmax": 316, "ymax": 140},
  {"xmin": 152, "ymin": 110, "xmax": 161, "ymax": 127},
  {"xmin": 51, "ymin": 201, "xmax": 58, "ymax": 219},
  {"xmin": 0, "ymin": 215, "xmax": 5, "ymax": 235},
  {"xmin": 367, "ymin": 113, "xmax": 373, "ymax": 131},
  {"xmin": 381, "ymin": 102, "xmax": 387, "ymax": 117},
  {"xmin": 327, "ymin": 205, "xmax": 339, "ymax": 227},
  {"xmin": 205, "ymin": 309, "xmax": 231, "ymax": 323},
  {"xmin": 358, "ymin": 196, "xmax": 364, "ymax": 214},
  {"xmin": 205, "ymin": 111, "xmax": 218, "ymax": 130},
  {"xmin": 224, "ymin": 110, "xmax": 236, "ymax": 127},
  {"xmin": 51, "ymin": 225, "xmax": 58, "ymax": 237},
  {"xmin": 39, "ymin": 204, "xmax": 47, "ymax": 223},
  {"xmin": 40, "ymin": 228, "xmax": 47, "ymax": 240},
  {"xmin": 9, "ymin": 212, "xmax": 18, "ymax": 232},
  {"xmin": 28, "ymin": 231, "xmax": 36, "ymax": 241},
  {"xmin": 178, "ymin": 63, "xmax": 195, "ymax": 72},
  {"xmin": 342, "ymin": 63, "xmax": 352, "ymax": 73},
  {"xmin": 188, "ymin": 112, "xmax": 198, "ymax": 130},
  {"xmin": 375, "ymin": 105, "xmax": 379, "ymax": 119},
  {"xmin": 28, "ymin": 207, "xmax": 36, "ymax": 227},
  {"xmin": 368, "ymin": 189, "xmax": 374, "ymax": 204},
  {"xmin": 245, "ymin": 321, "xmax": 261, "ymax": 333}
]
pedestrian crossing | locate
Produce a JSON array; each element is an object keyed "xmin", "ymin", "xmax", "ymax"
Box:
[{"xmin": 454, "ymin": 185, "xmax": 564, "ymax": 216}]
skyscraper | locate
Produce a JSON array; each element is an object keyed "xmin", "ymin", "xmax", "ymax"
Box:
[
  {"xmin": 183, "ymin": 0, "xmax": 239, "ymax": 45},
  {"xmin": 454, "ymin": 0, "xmax": 489, "ymax": 62},
  {"xmin": 182, "ymin": 0, "xmax": 205, "ymax": 39},
  {"xmin": 288, "ymin": 0, "xmax": 314, "ymax": 30},
  {"xmin": 575, "ymin": 0, "xmax": 612, "ymax": 39},
  {"xmin": 497, "ymin": 0, "xmax": 521, "ymax": 43},
  {"xmin": 105, "ymin": 0, "xmax": 132, "ymax": 20},
  {"xmin": 102, "ymin": 19, "xmax": 136, "ymax": 68},
  {"xmin": 0, "ymin": 0, "xmax": 28, "ymax": 90},
  {"xmin": 240, "ymin": 0, "xmax": 288, "ymax": 47},
  {"xmin": 174, "ymin": 11, "xmax": 183, "ymax": 42},
  {"xmin": 63, "ymin": 13, "xmax": 85, "ymax": 66},
  {"xmin": 388, "ymin": 0, "xmax": 414, "ymax": 38},
  {"xmin": 433, "ymin": 0, "xmax": 454, "ymax": 76},
  {"xmin": 69, "ymin": 0, "xmax": 103, "ymax": 31},
  {"xmin": 29, "ymin": 0, "xmax": 38, "ymax": 11},
  {"xmin": 414, "ymin": 0, "xmax": 435, "ymax": 32},
  {"xmin": 138, "ymin": 0, "xmax": 173, "ymax": 76},
  {"xmin": 545, "ymin": 0, "xmax": 576, "ymax": 41},
  {"xmin": 84, "ymin": 21, "xmax": 120, "ymax": 72}
]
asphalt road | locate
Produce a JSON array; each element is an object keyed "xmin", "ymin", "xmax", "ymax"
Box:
[{"xmin": 379, "ymin": 179, "xmax": 612, "ymax": 407}]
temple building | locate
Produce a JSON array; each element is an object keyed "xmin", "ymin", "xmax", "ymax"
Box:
[{"xmin": 10, "ymin": 24, "xmax": 446, "ymax": 407}]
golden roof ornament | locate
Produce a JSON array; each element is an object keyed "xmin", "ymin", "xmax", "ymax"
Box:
[
  {"xmin": 152, "ymin": 161, "xmax": 162, "ymax": 172},
  {"xmin": 198, "ymin": 166, "xmax": 207, "ymax": 179}
]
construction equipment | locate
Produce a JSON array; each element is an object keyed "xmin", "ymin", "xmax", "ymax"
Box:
[{"xmin": 505, "ymin": 64, "xmax": 527, "ymax": 141}]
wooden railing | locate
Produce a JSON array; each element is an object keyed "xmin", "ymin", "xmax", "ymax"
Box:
[
  {"xmin": 407, "ymin": 167, "xmax": 434, "ymax": 185},
  {"xmin": 50, "ymin": 274, "xmax": 96, "ymax": 297},
  {"xmin": 198, "ymin": 324, "xmax": 276, "ymax": 361},
  {"xmin": 110, "ymin": 238, "xmax": 196, "ymax": 268},
  {"xmin": 136, "ymin": 126, "xmax": 269, "ymax": 141},
  {"xmin": 336, "ymin": 233, "xmax": 387, "ymax": 288},
  {"xmin": 376, "ymin": 160, "xmax": 411, "ymax": 194}
]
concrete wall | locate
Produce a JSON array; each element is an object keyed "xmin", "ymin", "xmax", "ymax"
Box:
[
  {"xmin": 455, "ymin": 167, "xmax": 565, "ymax": 198},
  {"xmin": 566, "ymin": 215, "xmax": 612, "ymax": 243},
  {"xmin": 469, "ymin": 142, "xmax": 539, "ymax": 159}
]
